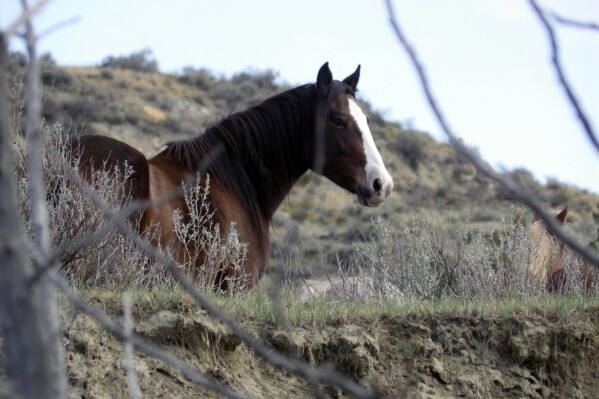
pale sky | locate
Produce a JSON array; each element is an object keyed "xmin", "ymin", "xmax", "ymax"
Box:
[{"xmin": 2, "ymin": 0, "xmax": 598, "ymax": 193}]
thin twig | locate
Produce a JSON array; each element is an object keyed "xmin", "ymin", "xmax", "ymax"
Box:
[
  {"xmin": 5, "ymin": 0, "xmax": 50, "ymax": 38},
  {"xmin": 19, "ymin": 1, "xmax": 68, "ymax": 396},
  {"xmin": 528, "ymin": 0, "xmax": 599, "ymax": 153},
  {"xmin": 383, "ymin": 0, "xmax": 599, "ymax": 271},
  {"xmin": 123, "ymin": 293, "xmax": 142, "ymax": 399},
  {"xmin": 37, "ymin": 15, "xmax": 81, "ymax": 39},
  {"xmin": 550, "ymin": 11, "xmax": 599, "ymax": 32},
  {"xmin": 22, "ymin": 0, "xmax": 50, "ymax": 263}
]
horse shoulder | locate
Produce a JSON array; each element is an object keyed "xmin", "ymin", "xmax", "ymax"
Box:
[{"xmin": 209, "ymin": 181, "xmax": 268, "ymax": 285}]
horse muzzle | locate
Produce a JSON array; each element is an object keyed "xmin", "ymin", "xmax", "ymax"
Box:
[{"xmin": 357, "ymin": 169, "xmax": 393, "ymax": 207}]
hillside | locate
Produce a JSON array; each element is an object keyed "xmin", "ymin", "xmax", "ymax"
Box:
[
  {"xmin": 5, "ymin": 50, "xmax": 599, "ymax": 399},
  {"xmin": 7, "ymin": 52, "xmax": 599, "ymax": 276}
]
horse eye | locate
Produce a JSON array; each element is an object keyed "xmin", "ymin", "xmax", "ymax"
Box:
[{"xmin": 332, "ymin": 117, "xmax": 346, "ymax": 129}]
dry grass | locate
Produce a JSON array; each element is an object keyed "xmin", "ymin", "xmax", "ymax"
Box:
[{"xmin": 78, "ymin": 284, "xmax": 599, "ymax": 328}]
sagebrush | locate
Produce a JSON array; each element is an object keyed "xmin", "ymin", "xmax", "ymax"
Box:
[
  {"xmin": 327, "ymin": 212, "xmax": 597, "ymax": 302},
  {"xmin": 14, "ymin": 121, "xmax": 248, "ymax": 291}
]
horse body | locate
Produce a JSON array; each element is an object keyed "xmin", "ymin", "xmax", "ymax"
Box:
[
  {"xmin": 71, "ymin": 63, "xmax": 393, "ymax": 290},
  {"xmin": 71, "ymin": 135, "xmax": 150, "ymax": 202},
  {"xmin": 527, "ymin": 206, "xmax": 595, "ymax": 293},
  {"xmin": 527, "ymin": 206, "xmax": 568, "ymax": 291}
]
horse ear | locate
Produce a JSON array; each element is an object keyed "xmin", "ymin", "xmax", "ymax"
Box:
[
  {"xmin": 556, "ymin": 205, "xmax": 568, "ymax": 225},
  {"xmin": 317, "ymin": 62, "xmax": 333, "ymax": 95},
  {"xmin": 342, "ymin": 65, "xmax": 361, "ymax": 92}
]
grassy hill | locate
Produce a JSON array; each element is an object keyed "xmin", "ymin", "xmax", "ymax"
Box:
[{"xmin": 7, "ymin": 51, "xmax": 599, "ymax": 279}]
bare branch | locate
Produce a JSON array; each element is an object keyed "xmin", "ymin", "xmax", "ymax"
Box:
[
  {"xmin": 383, "ymin": 0, "xmax": 599, "ymax": 272},
  {"xmin": 550, "ymin": 11, "xmax": 599, "ymax": 32},
  {"xmin": 527, "ymin": 0, "xmax": 599, "ymax": 153},
  {"xmin": 2, "ymin": 1, "xmax": 69, "ymax": 397},
  {"xmin": 0, "ymin": 27, "xmax": 66, "ymax": 399},
  {"xmin": 123, "ymin": 293, "xmax": 142, "ymax": 399},
  {"xmin": 22, "ymin": 0, "xmax": 50, "ymax": 260},
  {"xmin": 5, "ymin": 0, "xmax": 50, "ymax": 38},
  {"xmin": 37, "ymin": 14, "xmax": 81, "ymax": 39}
]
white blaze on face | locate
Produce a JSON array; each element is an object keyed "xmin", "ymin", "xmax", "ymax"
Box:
[{"xmin": 348, "ymin": 98, "xmax": 393, "ymax": 203}]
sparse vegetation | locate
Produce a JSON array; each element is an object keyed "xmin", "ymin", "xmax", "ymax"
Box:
[
  {"xmin": 392, "ymin": 129, "xmax": 430, "ymax": 171},
  {"xmin": 100, "ymin": 47, "xmax": 158, "ymax": 73},
  {"xmin": 13, "ymin": 122, "xmax": 164, "ymax": 289},
  {"xmin": 338, "ymin": 212, "xmax": 597, "ymax": 303},
  {"xmin": 172, "ymin": 174, "xmax": 249, "ymax": 290},
  {"xmin": 9, "ymin": 53, "xmax": 596, "ymax": 303}
]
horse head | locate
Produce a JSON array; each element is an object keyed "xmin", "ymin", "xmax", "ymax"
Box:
[{"xmin": 312, "ymin": 62, "xmax": 393, "ymax": 207}]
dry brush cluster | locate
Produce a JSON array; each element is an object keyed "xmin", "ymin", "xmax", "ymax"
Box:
[
  {"xmin": 11, "ymin": 119, "xmax": 248, "ymax": 291},
  {"xmin": 341, "ymin": 213, "xmax": 597, "ymax": 303}
]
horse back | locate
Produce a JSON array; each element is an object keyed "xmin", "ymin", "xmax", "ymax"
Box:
[{"xmin": 71, "ymin": 135, "xmax": 150, "ymax": 202}]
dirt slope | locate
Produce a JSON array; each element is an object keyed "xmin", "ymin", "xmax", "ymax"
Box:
[{"xmin": 63, "ymin": 308, "xmax": 599, "ymax": 399}]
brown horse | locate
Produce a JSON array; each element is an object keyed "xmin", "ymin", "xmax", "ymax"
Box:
[
  {"xmin": 527, "ymin": 206, "xmax": 595, "ymax": 293},
  {"xmin": 72, "ymin": 63, "xmax": 393, "ymax": 291},
  {"xmin": 70, "ymin": 135, "xmax": 150, "ymax": 202}
]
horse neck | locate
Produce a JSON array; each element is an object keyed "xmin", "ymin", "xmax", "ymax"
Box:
[{"xmin": 203, "ymin": 85, "xmax": 316, "ymax": 221}]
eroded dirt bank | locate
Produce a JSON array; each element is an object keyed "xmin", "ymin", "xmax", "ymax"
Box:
[{"xmin": 59, "ymin": 307, "xmax": 599, "ymax": 399}]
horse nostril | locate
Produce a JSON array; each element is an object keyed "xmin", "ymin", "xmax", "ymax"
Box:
[{"xmin": 373, "ymin": 178, "xmax": 382, "ymax": 193}]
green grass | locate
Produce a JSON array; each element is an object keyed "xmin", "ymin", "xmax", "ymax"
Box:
[{"xmin": 79, "ymin": 285, "xmax": 599, "ymax": 328}]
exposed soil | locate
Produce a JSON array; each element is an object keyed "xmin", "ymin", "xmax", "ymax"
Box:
[{"xmin": 60, "ymin": 307, "xmax": 599, "ymax": 399}]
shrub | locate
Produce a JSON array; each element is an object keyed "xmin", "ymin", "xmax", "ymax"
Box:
[
  {"xmin": 100, "ymin": 48, "xmax": 158, "ymax": 73},
  {"xmin": 7, "ymin": 50, "xmax": 27, "ymax": 76},
  {"xmin": 178, "ymin": 67, "xmax": 215, "ymax": 91},
  {"xmin": 392, "ymin": 130, "xmax": 430, "ymax": 171},
  {"xmin": 172, "ymin": 174, "xmax": 248, "ymax": 291},
  {"xmin": 231, "ymin": 69, "xmax": 279, "ymax": 91},
  {"xmin": 14, "ymin": 124, "xmax": 248, "ymax": 291},
  {"xmin": 210, "ymin": 69, "xmax": 285, "ymax": 112},
  {"xmin": 41, "ymin": 63, "xmax": 73, "ymax": 89},
  {"xmin": 334, "ymin": 209, "xmax": 594, "ymax": 302},
  {"xmin": 545, "ymin": 178, "xmax": 571, "ymax": 207},
  {"xmin": 15, "ymin": 126, "xmax": 163, "ymax": 288}
]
